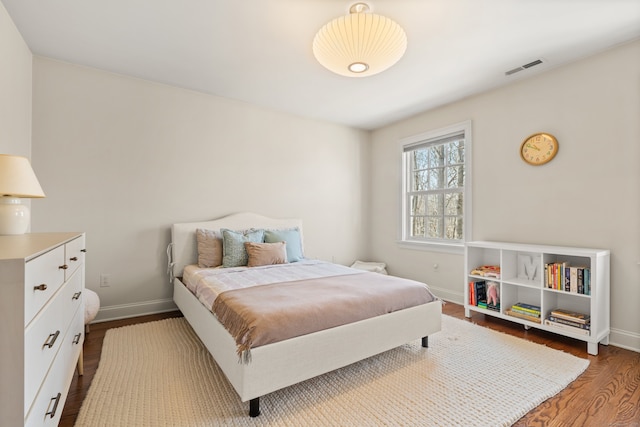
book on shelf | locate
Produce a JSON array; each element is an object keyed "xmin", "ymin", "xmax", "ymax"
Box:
[
  {"xmin": 511, "ymin": 302, "xmax": 541, "ymax": 315},
  {"xmin": 548, "ymin": 315, "xmax": 590, "ymax": 330},
  {"xmin": 577, "ymin": 268, "xmax": 584, "ymax": 294},
  {"xmin": 475, "ymin": 281, "xmax": 487, "ymax": 305},
  {"xmin": 506, "ymin": 309, "xmax": 541, "ymax": 323},
  {"xmin": 570, "ymin": 267, "xmax": 580, "ymax": 293},
  {"xmin": 584, "ymin": 268, "xmax": 590, "ymax": 295},
  {"xmin": 544, "ymin": 318, "xmax": 590, "ymax": 336},
  {"xmin": 468, "ymin": 281, "xmax": 476, "ymax": 306},
  {"xmin": 550, "ymin": 308, "xmax": 590, "ymax": 324}
]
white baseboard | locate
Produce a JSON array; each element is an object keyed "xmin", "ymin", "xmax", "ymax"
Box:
[
  {"xmin": 92, "ymin": 298, "xmax": 179, "ymax": 323},
  {"xmin": 609, "ymin": 327, "xmax": 640, "ymax": 353},
  {"xmin": 434, "ymin": 288, "xmax": 639, "ymax": 354},
  {"xmin": 430, "ymin": 286, "xmax": 462, "ymax": 305}
]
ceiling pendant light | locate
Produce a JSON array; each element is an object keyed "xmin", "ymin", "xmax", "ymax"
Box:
[{"xmin": 313, "ymin": 3, "xmax": 407, "ymax": 78}]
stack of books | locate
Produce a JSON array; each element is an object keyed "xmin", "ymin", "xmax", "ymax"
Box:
[
  {"xmin": 544, "ymin": 309, "xmax": 591, "ymax": 336},
  {"xmin": 477, "ymin": 300, "xmax": 500, "ymax": 312},
  {"xmin": 506, "ymin": 302, "xmax": 541, "ymax": 323}
]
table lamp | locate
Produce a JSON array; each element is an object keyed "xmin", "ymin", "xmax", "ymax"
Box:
[{"xmin": 0, "ymin": 154, "xmax": 46, "ymax": 235}]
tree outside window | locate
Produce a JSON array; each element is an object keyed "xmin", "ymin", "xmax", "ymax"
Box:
[{"xmin": 401, "ymin": 121, "xmax": 471, "ymax": 248}]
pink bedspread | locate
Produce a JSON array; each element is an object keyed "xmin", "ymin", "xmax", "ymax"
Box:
[{"xmin": 212, "ymin": 271, "xmax": 438, "ymax": 361}]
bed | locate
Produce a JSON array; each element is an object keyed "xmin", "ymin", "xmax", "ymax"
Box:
[{"xmin": 169, "ymin": 212, "xmax": 442, "ymax": 417}]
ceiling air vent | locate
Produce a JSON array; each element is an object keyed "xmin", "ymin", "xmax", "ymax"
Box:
[{"xmin": 505, "ymin": 59, "xmax": 545, "ymax": 76}]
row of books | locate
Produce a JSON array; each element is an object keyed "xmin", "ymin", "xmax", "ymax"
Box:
[
  {"xmin": 545, "ymin": 263, "xmax": 591, "ymax": 295},
  {"xmin": 506, "ymin": 302, "xmax": 541, "ymax": 324},
  {"xmin": 467, "ymin": 281, "xmax": 500, "ymax": 311},
  {"xmin": 545, "ymin": 308, "xmax": 591, "ymax": 336}
]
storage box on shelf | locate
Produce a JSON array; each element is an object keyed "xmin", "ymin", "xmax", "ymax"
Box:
[{"xmin": 464, "ymin": 241, "xmax": 610, "ymax": 355}]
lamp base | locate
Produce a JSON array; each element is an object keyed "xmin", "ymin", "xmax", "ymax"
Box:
[{"xmin": 0, "ymin": 197, "xmax": 30, "ymax": 235}]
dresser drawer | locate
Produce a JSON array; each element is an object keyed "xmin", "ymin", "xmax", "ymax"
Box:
[
  {"xmin": 24, "ymin": 246, "xmax": 66, "ymax": 326},
  {"xmin": 64, "ymin": 235, "xmax": 85, "ymax": 281},
  {"xmin": 24, "ymin": 269, "xmax": 83, "ymax": 413},
  {"xmin": 25, "ymin": 308, "xmax": 84, "ymax": 427}
]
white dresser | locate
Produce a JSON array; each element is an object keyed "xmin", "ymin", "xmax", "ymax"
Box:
[{"xmin": 0, "ymin": 232, "xmax": 86, "ymax": 427}]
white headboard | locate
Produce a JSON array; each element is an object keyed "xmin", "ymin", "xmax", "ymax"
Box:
[{"xmin": 169, "ymin": 212, "xmax": 303, "ymax": 279}]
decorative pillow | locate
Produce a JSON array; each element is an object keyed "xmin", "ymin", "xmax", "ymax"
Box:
[
  {"xmin": 350, "ymin": 260, "xmax": 388, "ymax": 275},
  {"xmin": 221, "ymin": 228, "xmax": 265, "ymax": 268},
  {"xmin": 196, "ymin": 228, "xmax": 223, "ymax": 268},
  {"xmin": 245, "ymin": 241, "xmax": 287, "ymax": 267},
  {"xmin": 264, "ymin": 228, "xmax": 304, "ymax": 262}
]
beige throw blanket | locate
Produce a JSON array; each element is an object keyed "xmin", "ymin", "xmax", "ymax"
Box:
[{"xmin": 212, "ymin": 272, "xmax": 437, "ymax": 362}]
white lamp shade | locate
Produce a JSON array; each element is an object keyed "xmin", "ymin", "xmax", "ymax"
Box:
[
  {"xmin": 313, "ymin": 8, "xmax": 407, "ymax": 77},
  {"xmin": 0, "ymin": 154, "xmax": 46, "ymax": 198}
]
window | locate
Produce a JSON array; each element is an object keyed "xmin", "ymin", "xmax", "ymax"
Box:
[{"xmin": 400, "ymin": 121, "xmax": 471, "ymax": 252}]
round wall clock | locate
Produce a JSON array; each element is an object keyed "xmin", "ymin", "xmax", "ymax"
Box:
[{"xmin": 520, "ymin": 133, "xmax": 558, "ymax": 165}]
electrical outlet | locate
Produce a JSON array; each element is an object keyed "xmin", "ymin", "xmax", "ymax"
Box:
[{"xmin": 99, "ymin": 273, "xmax": 111, "ymax": 287}]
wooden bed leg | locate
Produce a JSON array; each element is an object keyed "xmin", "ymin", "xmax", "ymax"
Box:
[
  {"xmin": 249, "ymin": 398, "xmax": 260, "ymax": 417},
  {"xmin": 422, "ymin": 336, "xmax": 428, "ymax": 348}
]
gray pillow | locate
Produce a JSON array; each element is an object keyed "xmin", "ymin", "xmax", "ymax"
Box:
[{"xmin": 221, "ymin": 228, "xmax": 265, "ymax": 267}]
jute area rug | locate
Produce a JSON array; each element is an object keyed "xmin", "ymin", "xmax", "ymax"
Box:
[{"xmin": 75, "ymin": 315, "xmax": 589, "ymax": 426}]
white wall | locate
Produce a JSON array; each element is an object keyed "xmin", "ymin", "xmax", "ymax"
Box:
[
  {"xmin": 370, "ymin": 40, "xmax": 640, "ymax": 351},
  {"xmin": 31, "ymin": 58, "xmax": 370, "ymax": 321},
  {"xmin": 0, "ymin": 1, "xmax": 31, "ymax": 157},
  {"xmin": 8, "ymin": 2, "xmax": 638, "ymax": 350}
]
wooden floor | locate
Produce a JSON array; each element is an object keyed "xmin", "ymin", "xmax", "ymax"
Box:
[{"xmin": 60, "ymin": 303, "xmax": 640, "ymax": 427}]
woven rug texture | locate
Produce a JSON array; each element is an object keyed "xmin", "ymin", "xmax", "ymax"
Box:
[{"xmin": 75, "ymin": 315, "xmax": 589, "ymax": 426}]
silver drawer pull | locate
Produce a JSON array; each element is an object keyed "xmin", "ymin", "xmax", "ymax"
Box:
[
  {"xmin": 33, "ymin": 284, "xmax": 48, "ymax": 291},
  {"xmin": 70, "ymin": 256, "xmax": 78, "ymax": 261},
  {"xmin": 59, "ymin": 264, "xmax": 68, "ymax": 270},
  {"xmin": 45, "ymin": 392, "xmax": 62, "ymax": 418},
  {"xmin": 72, "ymin": 291, "xmax": 82, "ymax": 300},
  {"xmin": 43, "ymin": 330, "xmax": 60, "ymax": 348},
  {"xmin": 73, "ymin": 333, "xmax": 82, "ymax": 344}
]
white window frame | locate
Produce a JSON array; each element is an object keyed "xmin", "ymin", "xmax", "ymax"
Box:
[{"xmin": 398, "ymin": 120, "xmax": 472, "ymax": 254}]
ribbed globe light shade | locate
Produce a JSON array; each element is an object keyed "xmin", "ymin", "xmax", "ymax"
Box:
[{"xmin": 313, "ymin": 3, "xmax": 407, "ymax": 77}]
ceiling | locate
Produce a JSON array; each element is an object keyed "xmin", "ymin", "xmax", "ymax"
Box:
[{"xmin": 3, "ymin": 0, "xmax": 640, "ymax": 130}]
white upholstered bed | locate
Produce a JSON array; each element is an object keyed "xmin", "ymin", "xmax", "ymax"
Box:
[{"xmin": 169, "ymin": 212, "xmax": 442, "ymax": 417}]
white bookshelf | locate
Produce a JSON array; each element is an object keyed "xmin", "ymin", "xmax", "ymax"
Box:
[{"xmin": 464, "ymin": 241, "xmax": 610, "ymax": 355}]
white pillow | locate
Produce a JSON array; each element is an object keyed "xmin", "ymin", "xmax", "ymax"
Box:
[{"xmin": 350, "ymin": 260, "xmax": 388, "ymax": 275}]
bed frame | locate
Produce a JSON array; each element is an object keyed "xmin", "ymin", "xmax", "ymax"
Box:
[{"xmin": 170, "ymin": 212, "xmax": 442, "ymax": 417}]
